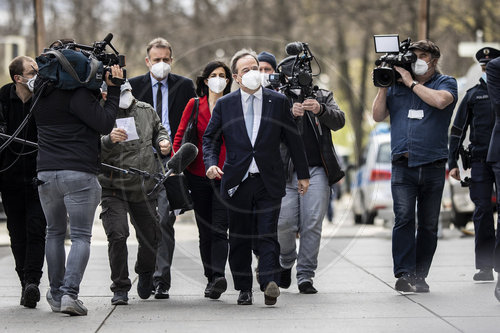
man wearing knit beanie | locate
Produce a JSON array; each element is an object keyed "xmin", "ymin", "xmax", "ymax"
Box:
[{"xmin": 258, "ymin": 51, "xmax": 277, "ymax": 74}]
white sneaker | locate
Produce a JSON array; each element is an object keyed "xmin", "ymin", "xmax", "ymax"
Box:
[{"xmin": 60, "ymin": 294, "xmax": 87, "ymax": 316}]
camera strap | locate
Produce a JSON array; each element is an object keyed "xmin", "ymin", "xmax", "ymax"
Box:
[{"xmin": 45, "ymin": 50, "xmax": 100, "ymax": 86}]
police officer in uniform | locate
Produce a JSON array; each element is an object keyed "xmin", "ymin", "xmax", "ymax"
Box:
[{"xmin": 449, "ymin": 47, "xmax": 500, "ymax": 281}]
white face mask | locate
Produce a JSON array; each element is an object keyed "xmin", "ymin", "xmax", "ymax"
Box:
[
  {"xmin": 119, "ymin": 90, "xmax": 134, "ymax": 109},
  {"xmin": 20, "ymin": 75, "xmax": 36, "ymax": 93},
  {"xmin": 241, "ymin": 70, "xmax": 261, "ymax": 90},
  {"xmin": 482, "ymin": 72, "xmax": 487, "ymax": 82},
  {"xmin": 260, "ymin": 73, "xmax": 270, "ymax": 87},
  {"xmin": 150, "ymin": 62, "xmax": 171, "ymax": 80},
  {"xmin": 207, "ymin": 77, "xmax": 227, "ymax": 94},
  {"xmin": 411, "ymin": 59, "xmax": 429, "ymax": 76}
]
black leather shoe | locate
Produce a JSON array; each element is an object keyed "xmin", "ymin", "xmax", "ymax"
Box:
[
  {"xmin": 137, "ymin": 273, "xmax": 153, "ymax": 299},
  {"xmin": 264, "ymin": 281, "xmax": 280, "ymax": 305},
  {"xmin": 23, "ymin": 284, "xmax": 40, "ymax": 308},
  {"xmin": 495, "ymin": 279, "xmax": 500, "ymax": 302},
  {"xmin": 209, "ymin": 277, "xmax": 227, "ymax": 300},
  {"xmin": 298, "ymin": 281, "xmax": 318, "ymax": 294},
  {"xmin": 280, "ymin": 267, "xmax": 292, "ymax": 289},
  {"xmin": 473, "ymin": 268, "xmax": 494, "ymax": 281},
  {"xmin": 415, "ymin": 277, "xmax": 430, "ymax": 293},
  {"xmin": 237, "ymin": 291, "xmax": 253, "ymax": 305},
  {"xmin": 395, "ymin": 273, "xmax": 415, "ymax": 292},
  {"xmin": 154, "ymin": 284, "xmax": 170, "ymax": 299}
]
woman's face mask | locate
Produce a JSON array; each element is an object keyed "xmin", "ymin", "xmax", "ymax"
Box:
[{"xmin": 207, "ymin": 77, "xmax": 227, "ymax": 94}]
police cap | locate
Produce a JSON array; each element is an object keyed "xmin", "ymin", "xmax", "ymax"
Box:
[{"xmin": 475, "ymin": 47, "xmax": 500, "ymax": 65}]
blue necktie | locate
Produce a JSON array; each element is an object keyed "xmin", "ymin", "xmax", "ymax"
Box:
[{"xmin": 246, "ymin": 95, "xmax": 254, "ymax": 140}]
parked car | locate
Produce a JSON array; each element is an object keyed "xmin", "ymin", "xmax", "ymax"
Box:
[
  {"xmin": 351, "ymin": 123, "xmax": 453, "ymax": 226},
  {"xmin": 351, "ymin": 124, "xmax": 392, "ymax": 224}
]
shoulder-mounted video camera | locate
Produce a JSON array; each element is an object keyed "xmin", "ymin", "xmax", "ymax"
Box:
[
  {"xmin": 36, "ymin": 33, "xmax": 126, "ymax": 91},
  {"xmin": 372, "ymin": 34, "xmax": 416, "ymax": 87},
  {"xmin": 271, "ymin": 41, "xmax": 320, "ymax": 103}
]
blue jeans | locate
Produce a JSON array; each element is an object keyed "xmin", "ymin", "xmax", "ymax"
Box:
[
  {"xmin": 391, "ymin": 161, "xmax": 445, "ymax": 278},
  {"xmin": 278, "ymin": 167, "xmax": 330, "ymax": 285},
  {"xmin": 38, "ymin": 170, "xmax": 101, "ymax": 300}
]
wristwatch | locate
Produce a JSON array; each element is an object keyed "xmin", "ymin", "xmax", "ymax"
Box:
[{"xmin": 410, "ymin": 81, "xmax": 419, "ymax": 91}]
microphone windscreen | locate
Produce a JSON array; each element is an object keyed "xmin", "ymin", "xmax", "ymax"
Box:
[
  {"xmin": 103, "ymin": 33, "xmax": 113, "ymax": 45},
  {"xmin": 167, "ymin": 143, "xmax": 198, "ymax": 174},
  {"xmin": 285, "ymin": 42, "xmax": 303, "ymax": 56}
]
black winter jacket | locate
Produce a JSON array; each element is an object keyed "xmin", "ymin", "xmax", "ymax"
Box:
[
  {"xmin": 281, "ymin": 89, "xmax": 345, "ymax": 185},
  {"xmin": 33, "ymin": 85, "xmax": 120, "ymax": 174},
  {"xmin": 0, "ymin": 83, "xmax": 38, "ymax": 188}
]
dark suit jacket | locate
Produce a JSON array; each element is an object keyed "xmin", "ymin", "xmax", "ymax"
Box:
[
  {"xmin": 203, "ymin": 88, "xmax": 310, "ymax": 199},
  {"xmin": 486, "ymin": 57, "xmax": 500, "ymax": 162},
  {"xmin": 129, "ymin": 72, "xmax": 196, "ymax": 139}
]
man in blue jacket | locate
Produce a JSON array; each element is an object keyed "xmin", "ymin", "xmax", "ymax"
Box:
[{"xmin": 203, "ymin": 49, "xmax": 310, "ymax": 306}]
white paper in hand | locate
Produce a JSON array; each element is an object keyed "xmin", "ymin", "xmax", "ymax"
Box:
[{"xmin": 115, "ymin": 117, "xmax": 139, "ymax": 141}]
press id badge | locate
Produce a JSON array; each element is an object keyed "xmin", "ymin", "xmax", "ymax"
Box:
[{"xmin": 408, "ymin": 109, "xmax": 424, "ymax": 119}]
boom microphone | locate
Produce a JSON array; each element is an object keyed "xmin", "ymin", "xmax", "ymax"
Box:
[
  {"xmin": 103, "ymin": 33, "xmax": 113, "ymax": 45},
  {"xmin": 167, "ymin": 142, "xmax": 199, "ymax": 174},
  {"xmin": 285, "ymin": 42, "xmax": 304, "ymax": 56}
]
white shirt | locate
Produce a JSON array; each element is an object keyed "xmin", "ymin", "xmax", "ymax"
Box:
[
  {"xmin": 240, "ymin": 87, "xmax": 262, "ymax": 174},
  {"xmin": 150, "ymin": 73, "xmax": 170, "ymax": 137}
]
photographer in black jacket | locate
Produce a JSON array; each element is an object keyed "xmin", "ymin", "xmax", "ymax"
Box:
[
  {"xmin": 0, "ymin": 56, "xmax": 46, "ymax": 309},
  {"xmin": 34, "ymin": 39, "xmax": 123, "ymax": 316},
  {"xmin": 277, "ymin": 57, "xmax": 345, "ymax": 294}
]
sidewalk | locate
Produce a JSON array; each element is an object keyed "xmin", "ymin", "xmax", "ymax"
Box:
[{"xmin": 0, "ymin": 202, "xmax": 499, "ymax": 332}]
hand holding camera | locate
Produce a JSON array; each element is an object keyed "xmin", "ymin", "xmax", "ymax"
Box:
[
  {"xmin": 302, "ymin": 99, "xmax": 321, "ymax": 114},
  {"xmin": 106, "ymin": 65, "xmax": 124, "ymax": 86},
  {"xmin": 393, "ymin": 66, "xmax": 413, "ymax": 87},
  {"xmin": 292, "ymin": 102, "xmax": 305, "ymax": 117}
]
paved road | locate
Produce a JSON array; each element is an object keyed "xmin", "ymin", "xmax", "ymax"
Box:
[{"xmin": 0, "ymin": 198, "xmax": 499, "ymax": 332}]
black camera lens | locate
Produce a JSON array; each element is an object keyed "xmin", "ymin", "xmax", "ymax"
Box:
[{"xmin": 373, "ymin": 67, "xmax": 395, "ymax": 87}]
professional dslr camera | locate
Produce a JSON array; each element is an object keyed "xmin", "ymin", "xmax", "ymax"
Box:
[
  {"xmin": 36, "ymin": 33, "xmax": 126, "ymax": 91},
  {"xmin": 372, "ymin": 35, "xmax": 416, "ymax": 87},
  {"xmin": 272, "ymin": 41, "xmax": 319, "ymax": 103}
]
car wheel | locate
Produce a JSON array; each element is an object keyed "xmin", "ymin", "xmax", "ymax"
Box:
[
  {"xmin": 354, "ymin": 214, "xmax": 362, "ymax": 224},
  {"xmin": 362, "ymin": 211, "xmax": 376, "ymax": 225}
]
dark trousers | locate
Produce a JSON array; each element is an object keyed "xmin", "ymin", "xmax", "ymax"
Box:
[
  {"xmin": 227, "ymin": 175, "xmax": 281, "ymax": 291},
  {"xmin": 470, "ymin": 161, "xmax": 496, "ymax": 269},
  {"xmin": 391, "ymin": 161, "xmax": 445, "ymax": 278},
  {"xmin": 490, "ymin": 161, "xmax": 500, "ymax": 272},
  {"xmin": 154, "ymin": 157, "xmax": 176, "ymax": 289},
  {"xmin": 100, "ymin": 196, "xmax": 159, "ymax": 292},
  {"xmin": 185, "ymin": 171, "xmax": 228, "ymax": 282},
  {"xmin": 1, "ymin": 184, "xmax": 46, "ymax": 286}
]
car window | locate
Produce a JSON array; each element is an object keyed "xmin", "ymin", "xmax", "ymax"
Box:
[{"xmin": 377, "ymin": 142, "xmax": 391, "ymax": 163}]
